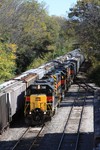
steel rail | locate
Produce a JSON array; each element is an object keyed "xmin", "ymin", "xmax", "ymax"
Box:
[
  {"xmin": 11, "ymin": 124, "xmax": 44, "ymax": 150},
  {"xmin": 75, "ymin": 83, "xmax": 94, "ymax": 150},
  {"xmin": 75, "ymin": 91, "xmax": 86, "ymax": 150},
  {"xmin": 57, "ymin": 83, "xmax": 91, "ymax": 150},
  {"xmin": 28, "ymin": 124, "xmax": 45, "ymax": 150},
  {"xmin": 57, "ymin": 85, "xmax": 81, "ymax": 150},
  {"xmin": 57, "ymin": 102, "xmax": 74, "ymax": 150},
  {"xmin": 11, "ymin": 127, "xmax": 30, "ymax": 150}
]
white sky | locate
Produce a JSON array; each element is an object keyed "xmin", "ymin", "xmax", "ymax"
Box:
[{"xmin": 37, "ymin": 0, "xmax": 77, "ymax": 16}]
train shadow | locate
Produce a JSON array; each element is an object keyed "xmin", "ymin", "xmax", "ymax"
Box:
[
  {"xmin": 36, "ymin": 132, "xmax": 94, "ymax": 150},
  {"xmin": 60, "ymin": 91, "xmax": 94, "ymax": 107},
  {"xmin": 0, "ymin": 132, "xmax": 94, "ymax": 150},
  {"xmin": 10, "ymin": 88, "xmax": 94, "ymax": 128}
]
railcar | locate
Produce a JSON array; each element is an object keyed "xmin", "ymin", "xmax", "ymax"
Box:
[
  {"xmin": 67, "ymin": 48, "xmax": 81, "ymax": 58},
  {"xmin": 0, "ymin": 92, "xmax": 8, "ymax": 134},
  {"xmin": 0, "ymin": 80, "xmax": 26, "ymax": 133}
]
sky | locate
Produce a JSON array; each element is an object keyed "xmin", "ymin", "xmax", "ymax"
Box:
[{"xmin": 37, "ymin": 0, "xmax": 78, "ymax": 17}]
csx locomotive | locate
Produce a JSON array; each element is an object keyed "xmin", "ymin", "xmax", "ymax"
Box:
[
  {"xmin": 0, "ymin": 49, "xmax": 84, "ymax": 133},
  {"xmin": 24, "ymin": 50, "xmax": 85, "ymax": 125}
]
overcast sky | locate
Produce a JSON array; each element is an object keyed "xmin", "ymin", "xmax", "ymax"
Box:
[{"xmin": 37, "ymin": 0, "xmax": 77, "ymax": 16}]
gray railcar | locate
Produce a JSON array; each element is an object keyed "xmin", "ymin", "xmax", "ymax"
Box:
[
  {"xmin": 5, "ymin": 82, "xmax": 26, "ymax": 117},
  {"xmin": 0, "ymin": 92, "xmax": 8, "ymax": 134}
]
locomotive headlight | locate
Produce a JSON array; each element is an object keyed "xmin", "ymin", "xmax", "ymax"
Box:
[
  {"xmin": 38, "ymin": 85, "xmax": 40, "ymax": 89},
  {"xmin": 29, "ymin": 112, "xmax": 32, "ymax": 114}
]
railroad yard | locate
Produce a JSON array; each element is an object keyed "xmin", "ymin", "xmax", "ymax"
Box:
[
  {"xmin": 0, "ymin": 61, "xmax": 100, "ymax": 150},
  {"xmin": 0, "ymin": 0, "xmax": 100, "ymax": 150}
]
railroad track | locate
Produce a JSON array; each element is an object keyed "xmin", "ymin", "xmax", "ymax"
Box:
[
  {"xmin": 0, "ymin": 83, "xmax": 94, "ymax": 150},
  {"xmin": 14, "ymin": 83, "xmax": 94, "ymax": 150},
  {"xmin": 11, "ymin": 125, "xmax": 44, "ymax": 150},
  {"xmin": 57, "ymin": 84, "xmax": 91, "ymax": 150}
]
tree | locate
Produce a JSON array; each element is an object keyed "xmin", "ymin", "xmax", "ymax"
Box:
[
  {"xmin": 0, "ymin": 38, "xmax": 17, "ymax": 83},
  {"xmin": 68, "ymin": 0, "xmax": 100, "ymax": 56},
  {"xmin": 0, "ymin": 0, "xmax": 72, "ymax": 75}
]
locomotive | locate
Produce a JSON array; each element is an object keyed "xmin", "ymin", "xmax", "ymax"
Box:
[
  {"xmin": 24, "ymin": 50, "xmax": 85, "ymax": 125},
  {"xmin": 0, "ymin": 49, "xmax": 85, "ymax": 133}
]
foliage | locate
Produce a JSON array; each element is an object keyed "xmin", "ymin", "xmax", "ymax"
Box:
[
  {"xmin": 68, "ymin": 0, "xmax": 100, "ymax": 56},
  {"xmin": 68, "ymin": 0, "xmax": 100, "ymax": 86},
  {"xmin": 88, "ymin": 63, "xmax": 100, "ymax": 86},
  {"xmin": 0, "ymin": 39, "xmax": 17, "ymax": 83},
  {"xmin": 0, "ymin": 0, "xmax": 77, "ymax": 82}
]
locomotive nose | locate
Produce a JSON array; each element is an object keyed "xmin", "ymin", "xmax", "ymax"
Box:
[{"xmin": 32, "ymin": 108, "xmax": 44, "ymax": 123}]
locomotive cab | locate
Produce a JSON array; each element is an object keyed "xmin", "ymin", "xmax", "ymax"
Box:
[{"xmin": 24, "ymin": 77, "xmax": 60, "ymax": 125}]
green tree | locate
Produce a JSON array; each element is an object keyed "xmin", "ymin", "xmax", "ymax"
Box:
[
  {"xmin": 0, "ymin": 39, "xmax": 17, "ymax": 83},
  {"xmin": 0, "ymin": 0, "xmax": 72, "ymax": 75},
  {"xmin": 68, "ymin": 0, "xmax": 100, "ymax": 56}
]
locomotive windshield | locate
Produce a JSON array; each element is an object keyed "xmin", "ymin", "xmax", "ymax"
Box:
[{"xmin": 26, "ymin": 85, "xmax": 53, "ymax": 95}]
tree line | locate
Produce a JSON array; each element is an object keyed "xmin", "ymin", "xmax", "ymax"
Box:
[
  {"xmin": 0, "ymin": 0, "xmax": 100, "ymax": 85},
  {"xmin": 68, "ymin": 0, "xmax": 100, "ymax": 85},
  {"xmin": 0, "ymin": 0, "xmax": 71, "ymax": 83}
]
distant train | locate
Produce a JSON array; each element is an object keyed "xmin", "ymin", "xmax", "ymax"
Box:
[{"xmin": 0, "ymin": 49, "xmax": 85, "ymax": 133}]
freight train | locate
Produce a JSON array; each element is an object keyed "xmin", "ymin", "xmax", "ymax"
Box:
[
  {"xmin": 0, "ymin": 49, "xmax": 85, "ymax": 133},
  {"xmin": 24, "ymin": 49, "xmax": 85, "ymax": 125}
]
